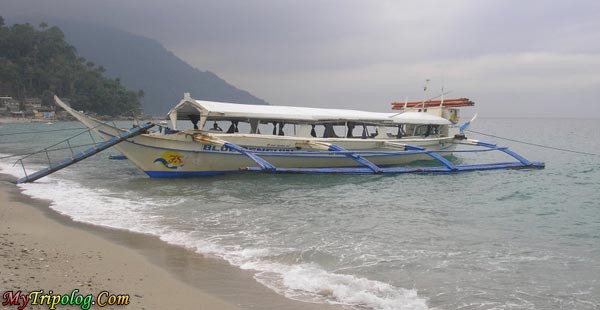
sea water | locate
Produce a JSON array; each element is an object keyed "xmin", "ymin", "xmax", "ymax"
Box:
[{"xmin": 1, "ymin": 118, "xmax": 599, "ymax": 310}]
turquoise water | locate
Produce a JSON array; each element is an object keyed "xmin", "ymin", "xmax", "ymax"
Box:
[{"xmin": 1, "ymin": 119, "xmax": 599, "ymax": 309}]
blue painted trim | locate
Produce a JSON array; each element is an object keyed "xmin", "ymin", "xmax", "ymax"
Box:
[
  {"xmin": 109, "ymin": 155, "xmax": 128, "ymax": 160},
  {"xmin": 436, "ymin": 148, "xmax": 495, "ymax": 153},
  {"xmin": 144, "ymin": 170, "xmax": 236, "ymax": 177},
  {"xmin": 404, "ymin": 144, "xmax": 425, "ymax": 151},
  {"xmin": 476, "ymin": 141, "xmax": 497, "ymax": 148}
]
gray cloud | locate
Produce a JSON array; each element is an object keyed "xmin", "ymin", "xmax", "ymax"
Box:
[{"xmin": 2, "ymin": 0, "xmax": 599, "ymax": 117}]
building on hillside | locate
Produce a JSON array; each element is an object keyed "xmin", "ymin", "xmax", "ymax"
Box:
[
  {"xmin": 24, "ymin": 97, "xmax": 43, "ymax": 105},
  {"xmin": 0, "ymin": 96, "xmax": 21, "ymax": 116},
  {"xmin": 1, "ymin": 96, "xmax": 58, "ymax": 119},
  {"xmin": 10, "ymin": 111, "xmax": 26, "ymax": 118},
  {"xmin": 24, "ymin": 101, "xmax": 43, "ymax": 111}
]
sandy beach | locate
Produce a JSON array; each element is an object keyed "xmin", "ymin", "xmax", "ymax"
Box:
[{"xmin": 0, "ymin": 173, "xmax": 342, "ymax": 310}]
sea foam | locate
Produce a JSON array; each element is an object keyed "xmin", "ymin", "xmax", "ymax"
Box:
[{"xmin": 0, "ymin": 153, "xmax": 430, "ymax": 310}]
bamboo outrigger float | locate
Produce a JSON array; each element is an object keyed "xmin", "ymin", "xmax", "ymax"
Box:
[{"xmin": 19, "ymin": 93, "xmax": 540, "ymax": 181}]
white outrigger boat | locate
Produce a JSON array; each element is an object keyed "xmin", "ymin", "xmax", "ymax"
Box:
[{"xmin": 40, "ymin": 94, "xmax": 543, "ymax": 179}]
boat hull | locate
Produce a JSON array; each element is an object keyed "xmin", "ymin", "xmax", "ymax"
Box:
[{"xmin": 102, "ymin": 130, "xmax": 455, "ymax": 177}]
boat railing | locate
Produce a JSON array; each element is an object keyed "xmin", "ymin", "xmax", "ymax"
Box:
[{"xmin": 14, "ymin": 122, "xmax": 155, "ymax": 183}]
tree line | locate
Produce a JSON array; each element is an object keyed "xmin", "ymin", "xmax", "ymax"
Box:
[{"xmin": 0, "ymin": 16, "xmax": 142, "ymax": 116}]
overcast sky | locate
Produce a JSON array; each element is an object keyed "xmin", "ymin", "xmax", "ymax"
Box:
[{"xmin": 2, "ymin": 0, "xmax": 600, "ymax": 117}]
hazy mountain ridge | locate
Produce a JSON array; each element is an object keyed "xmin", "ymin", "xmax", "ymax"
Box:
[{"xmin": 11, "ymin": 17, "xmax": 268, "ymax": 115}]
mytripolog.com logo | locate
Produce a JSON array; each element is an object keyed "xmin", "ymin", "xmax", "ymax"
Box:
[{"xmin": 2, "ymin": 289, "xmax": 129, "ymax": 310}]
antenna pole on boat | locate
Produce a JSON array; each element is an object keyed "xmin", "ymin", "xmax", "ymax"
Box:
[
  {"xmin": 440, "ymin": 86, "xmax": 445, "ymax": 107},
  {"xmin": 421, "ymin": 79, "xmax": 430, "ymax": 110}
]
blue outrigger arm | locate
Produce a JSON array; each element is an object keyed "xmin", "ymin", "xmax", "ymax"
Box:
[
  {"xmin": 328, "ymin": 144, "xmax": 382, "ymax": 173},
  {"xmin": 223, "ymin": 142, "xmax": 276, "ymax": 171},
  {"xmin": 197, "ymin": 135, "xmax": 543, "ymax": 175},
  {"xmin": 238, "ymin": 139, "xmax": 544, "ymax": 175},
  {"xmin": 16, "ymin": 122, "xmax": 155, "ymax": 184},
  {"xmin": 194, "ymin": 134, "xmax": 277, "ymax": 171},
  {"xmin": 309, "ymin": 141, "xmax": 383, "ymax": 173}
]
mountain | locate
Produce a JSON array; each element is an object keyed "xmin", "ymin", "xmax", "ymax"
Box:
[{"xmin": 11, "ymin": 18, "xmax": 268, "ymax": 115}]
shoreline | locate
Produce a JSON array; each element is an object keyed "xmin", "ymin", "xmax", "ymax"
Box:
[
  {"xmin": 0, "ymin": 173, "xmax": 342, "ymax": 310},
  {"xmin": 0, "ymin": 118, "xmax": 58, "ymax": 124}
]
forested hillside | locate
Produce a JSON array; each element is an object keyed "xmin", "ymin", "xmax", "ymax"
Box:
[{"xmin": 0, "ymin": 16, "xmax": 141, "ymax": 116}]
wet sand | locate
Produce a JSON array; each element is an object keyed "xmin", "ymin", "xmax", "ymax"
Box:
[{"xmin": 0, "ymin": 173, "xmax": 342, "ymax": 310}]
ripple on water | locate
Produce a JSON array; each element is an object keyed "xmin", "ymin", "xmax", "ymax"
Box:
[{"xmin": 2, "ymin": 119, "xmax": 600, "ymax": 310}]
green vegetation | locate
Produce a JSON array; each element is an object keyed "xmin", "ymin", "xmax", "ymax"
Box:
[{"xmin": 0, "ymin": 16, "xmax": 141, "ymax": 116}]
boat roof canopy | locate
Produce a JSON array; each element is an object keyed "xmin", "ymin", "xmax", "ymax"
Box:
[{"xmin": 167, "ymin": 93, "xmax": 450, "ymax": 129}]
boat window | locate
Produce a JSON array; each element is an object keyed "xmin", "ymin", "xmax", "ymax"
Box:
[
  {"xmin": 375, "ymin": 125, "xmax": 387, "ymax": 138},
  {"xmin": 347, "ymin": 123, "xmax": 367, "ymax": 138},
  {"xmin": 346, "ymin": 123, "xmax": 356, "ymax": 138},
  {"xmin": 171, "ymin": 120, "xmax": 194, "ymax": 131},
  {"xmin": 347, "ymin": 124, "xmax": 379, "ymax": 139},
  {"xmin": 296, "ymin": 124, "xmax": 313, "ymax": 137},
  {"xmin": 249, "ymin": 121, "xmax": 291, "ymax": 136},
  {"xmin": 394, "ymin": 125, "xmax": 406, "ymax": 138},
  {"xmin": 189, "ymin": 114, "xmax": 200, "ymax": 130},
  {"xmin": 250, "ymin": 119, "xmax": 260, "ymax": 134},
  {"xmin": 268, "ymin": 122, "xmax": 286, "ymax": 136},
  {"xmin": 201, "ymin": 120, "xmax": 252, "ymax": 133},
  {"xmin": 413, "ymin": 125, "xmax": 440, "ymax": 137},
  {"xmin": 226, "ymin": 121, "xmax": 240, "ymax": 133},
  {"xmin": 323, "ymin": 124, "xmax": 337, "ymax": 138},
  {"xmin": 211, "ymin": 122, "xmax": 223, "ymax": 131},
  {"xmin": 236, "ymin": 121, "xmax": 251, "ymax": 133},
  {"xmin": 414, "ymin": 125, "xmax": 427, "ymax": 136},
  {"xmin": 202, "ymin": 121, "xmax": 226, "ymax": 131},
  {"xmin": 256, "ymin": 122, "xmax": 274, "ymax": 135}
]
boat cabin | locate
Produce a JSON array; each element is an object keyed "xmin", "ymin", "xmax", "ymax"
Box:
[{"xmin": 164, "ymin": 93, "xmax": 452, "ymax": 139}]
